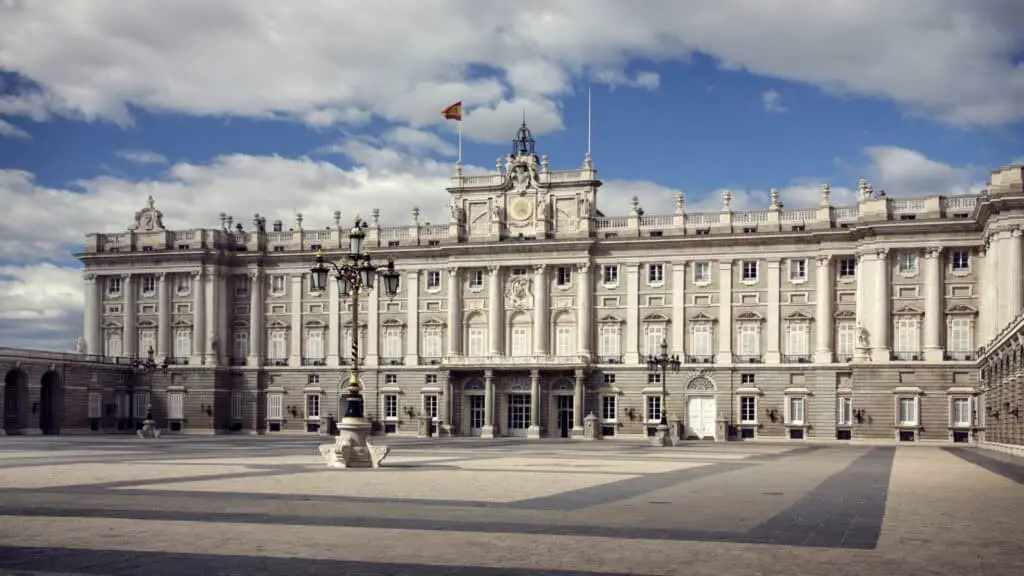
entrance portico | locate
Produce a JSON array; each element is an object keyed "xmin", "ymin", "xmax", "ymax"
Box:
[{"xmin": 453, "ymin": 367, "xmax": 588, "ymax": 438}]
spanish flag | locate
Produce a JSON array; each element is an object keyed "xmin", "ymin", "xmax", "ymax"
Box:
[{"xmin": 441, "ymin": 101, "xmax": 463, "ymax": 121}]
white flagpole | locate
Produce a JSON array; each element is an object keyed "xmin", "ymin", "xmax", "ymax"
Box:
[
  {"xmin": 458, "ymin": 114, "xmax": 463, "ymax": 165},
  {"xmin": 587, "ymin": 86, "xmax": 592, "ymax": 156}
]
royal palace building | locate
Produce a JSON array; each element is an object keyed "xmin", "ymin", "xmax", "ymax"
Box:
[{"xmin": 3, "ymin": 123, "xmax": 1023, "ymax": 448}]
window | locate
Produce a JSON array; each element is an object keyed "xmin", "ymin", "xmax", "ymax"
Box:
[
  {"xmin": 305, "ymin": 394, "xmax": 321, "ymax": 420},
  {"xmin": 898, "ymin": 397, "xmax": 918, "ymax": 426},
  {"xmin": 138, "ymin": 330, "xmax": 156, "ymax": 357},
  {"xmin": 175, "ymin": 274, "xmax": 191, "ymax": 295},
  {"xmin": 556, "ymin": 266, "xmax": 572, "ymax": 286},
  {"xmin": 231, "ymin": 393, "xmax": 243, "ymax": 421},
  {"xmin": 133, "ymin": 391, "xmax": 149, "ymax": 419},
  {"xmin": 384, "ymin": 374, "xmax": 398, "ymax": 385},
  {"xmin": 306, "ymin": 329, "xmax": 324, "ymax": 359},
  {"xmin": 739, "ymin": 396, "xmax": 757, "ymax": 424},
  {"xmin": 951, "ymin": 397, "xmax": 971, "ymax": 427},
  {"xmin": 837, "ymin": 322, "xmax": 856, "ymax": 357},
  {"xmin": 269, "ymin": 329, "xmax": 287, "ymax": 359},
  {"xmin": 168, "ymin": 391, "xmax": 184, "ymax": 420},
  {"xmin": 948, "ymin": 317, "xmax": 972, "ymax": 352},
  {"xmin": 267, "ymin": 393, "xmax": 283, "ymax": 420},
  {"xmin": 643, "ymin": 323, "xmax": 665, "ymax": 356},
  {"xmin": 645, "ymin": 395, "xmax": 662, "ymax": 422},
  {"xmin": 951, "ymin": 250, "xmax": 970, "ymax": 271},
  {"xmin": 88, "ymin": 392, "xmax": 102, "ymax": 419},
  {"xmin": 233, "ymin": 331, "xmax": 249, "ymax": 360},
  {"xmin": 602, "ymin": 265, "xmax": 618, "ymax": 285},
  {"xmin": 425, "ymin": 374, "xmax": 438, "ymax": 385},
  {"xmin": 787, "ymin": 397, "xmax": 805, "ymax": 425},
  {"xmin": 603, "ymin": 373, "xmax": 616, "ymax": 385},
  {"xmin": 140, "ymin": 275, "xmax": 156, "ymax": 296},
  {"xmin": 895, "ymin": 317, "xmax": 921, "ymax": 353},
  {"xmin": 107, "ymin": 276, "xmax": 122, "ymax": 295},
  {"xmin": 693, "ymin": 262, "xmax": 710, "ymax": 283},
  {"xmin": 426, "ymin": 270, "xmax": 441, "ymax": 291},
  {"xmin": 422, "ymin": 327, "xmax": 443, "ymax": 359},
  {"xmin": 234, "ymin": 275, "xmax": 250, "ymax": 297},
  {"xmin": 785, "ymin": 323, "xmax": 809, "ymax": 356},
  {"xmin": 837, "ymin": 396, "xmax": 853, "ymax": 426},
  {"xmin": 838, "ymin": 258, "xmax": 856, "ymax": 278},
  {"xmin": 789, "ymin": 259, "xmax": 806, "ymax": 281},
  {"xmin": 383, "ymin": 394, "xmax": 398, "ymax": 419},
  {"xmin": 423, "ymin": 394, "xmax": 439, "ymax": 421},
  {"xmin": 647, "ymin": 372, "xmax": 662, "ymax": 385},
  {"xmin": 741, "ymin": 261, "xmax": 758, "ymax": 281},
  {"xmin": 647, "ymin": 263, "xmax": 664, "ymax": 285},
  {"xmin": 740, "ymin": 373, "xmax": 755, "ymax": 385},
  {"xmin": 468, "ymin": 327, "xmax": 485, "ymax": 356},
  {"xmin": 898, "ymin": 252, "xmax": 917, "ymax": 274},
  {"xmin": 690, "ymin": 324, "xmax": 712, "ymax": 357},
  {"xmin": 599, "ymin": 324, "xmax": 620, "ymax": 357},
  {"xmin": 511, "ymin": 268, "xmax": 527, "ymax": 277},
  {"xmin": 555, "ymin": 326, "xmax": 574, "ymax": 356},
  {"xmin": 511, "ymin": 326, "xmax": 531, "ymax": 357},
  {"xmin": 270, "ymin": 275, "xmax": 286, "ymax": 295},
  {"xmin": 382, "ymin": 327, "xmax": 403, "ymax": 359},
  {"xmin": 173, "ymin": 328, "xmax": 190, "ymax": 359},
  {"xmin": 738, "ymin": 324, "xmax": 759, "ymax": 356},
  {"xmin": 468, "ymin": 269, "xmax": 484, "ymax": 289},
  {"xmin": 105, "ymin": 333, "xmax": 123, "ymax": 358},
  {"xmin": 601, "ymin": 395, "xmax": 617, "ymax": 421}
]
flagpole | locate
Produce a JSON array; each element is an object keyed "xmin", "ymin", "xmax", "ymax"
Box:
[{"xmin": 458, "ymin": 115, "xmax": 463, "ymax": 165}]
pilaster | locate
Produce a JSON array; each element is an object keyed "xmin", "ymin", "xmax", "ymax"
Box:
[
  {"xmin": 572, "ymin": 368, "xmax": 585, "ymax": 433},
  {"xmin": 83, "ymin": 273, "xmax": 101, "ymax": 355},
  {"xmin": 978, "ymin": 241, "xmax": 994, "ymax": 343},
  {"xmin": 481, "ymin": 369, "xmax": 495, "ymax": 438},
  {"xmin": 716, "ymin": 259, "xmax": 733, "ymax": 364},
  {"xmin": 1009, "ymin": 228, "xmax": 1023, "ymax": 318},
  {"xmin": 854, "ymin": 253, "xmax": 870, "ymax": 361},
  {"xmin": 405, "ymin": 270, "xmax": 420, "ymax": 365},
  {"xmin": 157, "ymin": 272, "xmax": 170, "ymax": 359},
  {"xmin": 575, "ymin": 262, "xmax": 591, "ymax": 356},
  {"xmin": 871, "ymin": 249, "xmax": 891, "ymax": 363},
  {"xmin": 527, "ymin": 369, "xmax": 541, "ymax": 439},
  {"xmin": 487, "ymin": 265, "xmax": 503, "ymax": 356},
  {"xmin": 289, "ymin": 275, "xmax": 302, "ymax": 366},
  {"xmin": 190, "ymin": 268, "xmax": 205, "ymax": 365},
  {"xmin": 923, "ymin": 247, "xmax": 944, "ymax": 362},
  {"xmin": 670, "ymin": 262, "xmax": 685, "ymax": 356},
  {"xmin": 624, "ymin": 263, "xmax": 640, "ymax": 364},
  {"xmin": 123, "ymin": 273, "xmax": 137, "ymax": 358},
  {"xmin": 814, "ymin": 255, "xmax": 834, "ymax": 363},
  {"xmin": 366, "ymin": 284, "xmax": 379, "ymax": 366},
  {"xmin": 204, "ymin": 269, "xmax": 219, "ymax": 366},
  {"xmin": 446, "ymin": 268, "xmax": 461, "ymax": 356},
  {"xmin": 765, "ymin": 259, "xmax": 781, "ymax": 364},
  {"xmin": 217, "ymin": 270, "xmax": 230, "ymax": 364},
  {"xmin": 249, "ymin": 270, "xmax": 264, "ymax": 367},
  {"xmin": 533, "ymin": 264, "xmax": 548, "ymax": 355}
]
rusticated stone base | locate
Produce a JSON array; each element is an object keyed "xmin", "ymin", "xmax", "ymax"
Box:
[{"xmin": 318, "ymin": 420, "xmax": 389, "ymax": 469}]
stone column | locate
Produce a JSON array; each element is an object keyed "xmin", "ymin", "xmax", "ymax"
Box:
[
  {"xmin": 527, "ymin": 369, "xmax": 541, "ymax": 439},
  {"xmin": 217, "ymin": 271, "xmax": 230, "ymax": 364},
  {"xmin": 716, "ymin": 260, "xmax": 733, "ymax": 364},
  {"xmin": 487, "ymin": 265, "xmax": 503, "ymax": 356},
  {"xmin": 533, "ymin": 265, "xmax": 548, "ymax": 355},
  {"xmin": 814, "ymin": 255, "xmax": 833, "ymax": 363},
  {"xmin": 289, "ymin": 275, "xmax": 303, "ymax": 365},
  {"xmin": 204, "ymin": 270, "xmax": 219, "ymax": 365},
  {"xmin": 872, "ymin": 249, "xmax": 891, "ymax": 362},
  {"xmin": 123, "ymin": 274, "xmax": 137, "ymax": 358},
  {"xmin": 572, "ymin": 368, "xmax": 585, "ymax": 434},
  {"xmin": 978, "ymin": 242, "xmax": 993, "ymax": 344},
  {"xmin": 854, "ymin": 253, "xmax": 870, "ymax": 361},
  {"xmin": 670, "ymin": 263, "xmax": 686, "ymax": 356},
  {"xmin": 443, "ymin": 373, "xmax": 454, "ymax": 427},
  {"xmin": 624, "ymin": 263, "xmax": 640, "ymax": 364},
  {"xmin": 83, "ymin": 273, "xmax": 102, "ymax": 355},
  {"xmin": 481, "ymin": 369, "xmax": 495, "ymax": 438},
  {"xmin": 191, "ymin": 268, "xmax": 205, "ymax": 364},
  {"xmin": 366, "ymin": 284, "xmax": 379, "ymax": 366},
  {"xmin": 446, "ymin": 268, "xmax": 461, "ymax": 356},
  {"xmin": 249, "ymin": 270, "xmax": 263, "ymax": 367},
  {"xmin": 576, "ymin": 262, "xmax": 592, "ymax": 357},
  {"xmin": 1009, "ymin": 228, "xmax": 1023, "ymax": 318},
  {"xmin": 923, "ymin": 247, "xmax": 944, "ymax": 361},
  {"xmin": 765, "ymin": 260, "xmax": 781, "ymax": 364},
  {"xmin": 157, "ymin": 272, "xmax": 170, "ymax": 359},
  {"xmin": 405, "ymin": 270, "xmax": 420, "ymax": 365}
]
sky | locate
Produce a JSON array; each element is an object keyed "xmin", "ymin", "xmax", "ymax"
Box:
[{"xmin": 1, "ymin": 0, "xmax": 1023, "ymax": 352}]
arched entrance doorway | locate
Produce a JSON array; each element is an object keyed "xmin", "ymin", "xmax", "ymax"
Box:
[
  {"xmin": 39, "ymin": 370, "xmax": 62, "ymax": 435},
  {"xmin": 685, "ymin": 376, "xmax": 717, "ymax": 440},
  {"xmin": 3, "ymin": 368, "xmax": 29, "ymax": 434}
]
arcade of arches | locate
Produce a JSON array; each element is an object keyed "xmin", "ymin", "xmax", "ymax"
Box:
[{"xmin": 3, "ymin": 368, "xmax": 62, "ymax": 435}]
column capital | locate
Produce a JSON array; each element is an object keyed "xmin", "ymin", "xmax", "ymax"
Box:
[
  {"xmin": 446, "ymin": 267, "xmax": 459, "ymax": 276},
  {"xmin": 83, "ymin": 273, "xmax": 96, "ymax": 282},
  {"xmin": 533, "ymin": 263, "xmax": 546, "ymax": 273},
  {"xmin": 487, "ymin": 265, "xmax": 501, "ymax": 274},
  {"xmin": 529, "ymin": 368, "xmax": 540, "ymax": 379},
  {"xmin": 575, "ymin": 262, "xmax": 590, "ymax": 273},
  {"xmin": 248, "ymin": 269, "xmax": 262, "ymax": 279},
  {"xmin": 816, "ymin": 254, "xmax": 832, "ymax": 266},
  {"xmin": 484, "ymin": 369, "xmax": 494, "ymax": 381},
  {"xmin": 875, "ymin": 247, "xmax": 890, "ymax": 258},
  {"xmin": 1013, "ymin": 227, "xmax": 1023, "ymax": 239},
  {"xmin": 766, "ymin": 259, "xmax": 781, "ymax": 270},
  {"xmin": 120, "ymin": 272, "xmax": 133, "ymax": 280},
  {"xmin": 924, "ymin": 246, "xmax": 944, "ymax": 259},
  {"xmin": 155, "ymin": 271, "xmax": 167, "ymax": 280},
  {"xmin": 717, "ymin": 260, "xmax": 733, "ymax": 269},
  {"xmin": 191, "ymin": 268, "xmax": 203, "ymax": 279}
]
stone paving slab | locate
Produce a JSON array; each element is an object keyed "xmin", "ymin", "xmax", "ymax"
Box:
[{"xmin": 0, "ymin": 463, "xmax": 255, "ymax": 489}]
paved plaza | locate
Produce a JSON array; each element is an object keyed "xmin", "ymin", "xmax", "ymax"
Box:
[{"xmin": 0, "ymin": 436, "xmax": 1022, "ymax": 575}]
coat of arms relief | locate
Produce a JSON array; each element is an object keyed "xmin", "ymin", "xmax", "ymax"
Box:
[{"xmin": 505, "ymin": 276, "xmax": 533, "ymax": 309}]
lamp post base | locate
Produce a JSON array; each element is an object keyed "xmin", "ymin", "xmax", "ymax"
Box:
[
  {"xmin": 136, "ymin": 419, "xmax": 161, "ymax": 439},
  {"xmin": 319, "ymin": 417, "xmax": 389, "ymax": 468},
  {"xmin": 651, "ymin": 423, "xmax": 672, "ymax": 447}
]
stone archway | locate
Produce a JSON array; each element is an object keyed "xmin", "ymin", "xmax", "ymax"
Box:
[
  {"xmin": 3, "ymin": 368, "xmax": 29, "ymax": 434},
  {"xmin": 684, "ymin": 375, "xmax": 717, "ymax": 440},
  {"xmin": 39, "ymin": 370, "xmax": 62, "ymax": 435}
]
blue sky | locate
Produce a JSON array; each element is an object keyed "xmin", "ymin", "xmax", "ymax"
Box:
[{"xmin": 1, "ymin": 1, "xmax": 1022, "ymax": 350}]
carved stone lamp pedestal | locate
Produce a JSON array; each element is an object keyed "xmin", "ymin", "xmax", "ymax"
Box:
[
  {"xmin": 318, "ymin": 393, "xmax": 389, "ymax": 469},
  {"xmin": 137, "ymin": 419, "xmax": 160, "ymax": 439},
  {"xmin": 651, "ymin": 423, "xmax": 672, "ymax": 447}
]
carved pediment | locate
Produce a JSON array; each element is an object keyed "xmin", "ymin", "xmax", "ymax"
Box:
[
  {"xmin": 736, "ymin": 311, "xmax": 763, "ymax": 322},
  {"xmin": 102, "ymin": 320, "xmax": 123, "ymax": 330},
  {"xmin": 266, "ymin": 320, "xmax": 289, "ymax": 330},
  {"xmin": 893, "ymin": 305, "xmax": 923, "ymax": 316},
  {"xmin": 137, "ymin": 319, "xmax": 157, "ymax": 328},
  {"xmin": 172, "ymin": 318, "xmax": 193, "ymax": 328},
  {"xmin": 785, "ymin": 310, "xmax": 814, "ymax": 322},
  {"xmin": 381, "ymin": 318, "xmax": 406, "ymax": 327},
  {"xmin": 231, "ymin": 320, "xmax": 249, "ymax": 329},
  {"xmin": 833, "ymin": 310, "xmax": 857, "ymax": 319},
  {"xmin": 642, "ymin": 312, "xmax": 670, "ymax": 323},
  {"xmin": 303, "ymin": 319, "xmax": 326, "ymax": 328},
  {"xmin": 689, "ymin": 311, "xmax": 717, "ymax": 323},
  {"xmin": 946, "ymin": 304, "xmax": 978, "ymax": 315},
  {"xmin": 597, "ymin": 314, "xmax": 624, "ymax": 324},
  {"xmin": 421, "ymin": 318, "xmax": 446, "ymax": 327}
]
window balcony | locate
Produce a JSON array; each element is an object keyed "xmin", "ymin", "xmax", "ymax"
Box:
[
  {"xmin": 685, "ymin": 355, "xmax": 715, "ymax": 364},
  {"xmin": 264, "ymin": 358, "xmax": 289, "ymax": 367},
  {"xmin": 945, "ymin": 351, "xmax": 976, "ymax": 361},
  {"xmin": 228, "ymin": 357, "xmax": 248, "ymax": 366},
  {"xmin": 734, "ymin": 355, "xmax": 763, "ymax": 364},
  {"xmin": 166, "ymin": 357, "xmax": 190, "ymax": 365},
  {"xmin": 598, "ymin": 355, "xmax": 624, "ymax": 364},
  {"xmin": 781, "ymin": 354, "xmax": 812, "ymax": 364},
  {"xmin": 836, "ymin": 354, "xmax": 853, "ymax": 363},
  {"xmin": 301, "ymin": 357, "xmax": 326, "ymax": 366},
  {"xmin": 381, "ymin": 357, "xmax": 405, "ymax": 366},
  {"xmin": 442, "ymin": 354, "xmax": 590, "ymax": 367},
  {"xmin": 421, "ymin": 357, "xmax": 443, "ymax": 365},
  {"xmin": 892, "ymin": 351, "xmax": 922, "ymax": 361}
]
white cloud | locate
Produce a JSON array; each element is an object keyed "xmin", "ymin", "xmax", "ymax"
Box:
[
  {"xmin": 0, "ymin": 0, "xmax": 1021, "ymax": 136},
  {"xmin": 0, "ymin": 118, "xmax": 30, "ymax": 139},
  {"xmin": 762, "ymin": 89, "xmax": 785, "ymax": 113},
  {"xmin": 0, "ymin": 263, "xmax": 83, "ymax": 350},
  {"xmin": 115, "ymin": 149, "xmax": 169, "ymax": 165}
]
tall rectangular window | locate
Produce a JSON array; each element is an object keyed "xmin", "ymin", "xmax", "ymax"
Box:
[
  {"xmin": 88, "ymin": 392, "xmax": 102, "ymax": 419},
  {"xmin": 738, "ymin": 324, "xmax": 759, "ymax": 356},
  {"xmin": 599, "ymin": 325, "xmax": 620, "ymax": 357},
  {"xmin": 422, "ymin": 327, "xmax": 443, "ymax": 358},
  {"xmin": 643, "ymin": 324, "xmax": 665, "ymax": 356},
  {"xmin": 168, "ymin": 391, "xmax": 184, "ymax": 420},
  {"xmin": 951, "ymin": 397, "xmax": 971, "ymax": 427},
  {"xmin": 233, "ymin": 331, "xmax": 249, "ymax": 359},
  {"xmin": 690, "ymin": 324, "xmax": 712, "ymax": 357},
  {"xmin": 898, "ymin": 397, "xmax": 918, "ymax": 425},
  {"xmin": 468, "ymin": 327, "xmax": 485, "ymax": 356},
  {"xmin": 787, "ymin": 397, "xmax": 805, "ymax": 425},
  {"xmin": 555, "ymin": 326, "xmax": 574, "ymax": 356},
  {"xmin": 645, "ymin": 395, "xmax": 662, "ymax": 422},
  {"xmin": 269, "ymin": 330, "xmax": 287, "ymax": 359},
  {"xmin": 785, "ymin": 323, "xmax": 809, "ymax": 356},
  {"xmin": 837, "ymin": 322, "xmax": 856, "ymax": 356},
  {"xmin": 231, "ymin": 393, "xmax": 243, "ymax": 421},
  {"xmin": 106, "ymin": 333, "xmax": 123, "ymax": 358},
  {"xmin": 138, "ymin": 330, "xmax": 156, "ymax": 357},
  {"xmin": 895, "ymin": 317, "xmax": 921, "ymax": 352},
  {"xmin": 739, "ymin": 396, "xmax": 757, "ymax": 424},
  {"xmin": 306, "ymin": 330, "xmax": 324, "ymax": 359},
  {"xmin": 948, "ymin": 318, "xmax": 972, "ymax": 352},
  {"xmin": 305, "ymin": 394, "xmax": 321, "ymax": 419},
  {"xmin": 511, "ymin": 326, "xmax": 531, "ymax": 356},
  {"xmin": 267, "ymin": 393, "xmax": 283, "ymax": 420},
  {"xmin": 383, "ymin": 394, "xmax": 398, "ymax": 419},
  {"xmin": 173, "ymin": 328, "xmax": 190, "ymax": 359},
  {"xmin": 423, "ymin": 394, "xmax": 439, "ymax": 421},
  {"xmin": 601, "ymin": 395, "xmax": 617, "ymax": 421},
  {"xmin": 382, "ymin": 327, "xmax": 402, "ymax": 359},
  {"xmin": 837, "ymin": 396, "xmax": 853, "ymax": 425}
]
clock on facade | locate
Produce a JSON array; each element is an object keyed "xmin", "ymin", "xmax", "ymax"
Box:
[{"xmin": 510, "ymin": 197, "xmax": 533, "ymax": 221}]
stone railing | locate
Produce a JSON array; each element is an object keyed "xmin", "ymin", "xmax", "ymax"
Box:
[
  {"xmin": 0, "ymin": 347, "xmax": 137, "ymax": 366},
  {"xmin": 442, "ymin": 354, "xmax": 591, "ymax": 367}
]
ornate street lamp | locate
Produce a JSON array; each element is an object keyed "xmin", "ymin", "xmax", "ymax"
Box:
[
  {"xmin": 310, "ymin": 217, "xmax": 400, "ymax": 467},
  {"xmin": 130, "ymin": 345, "xmax": 168, "ymax": 438},
  {"xmin": 645, "ymin": 339, "xmax": 681, "ymax": 427}
]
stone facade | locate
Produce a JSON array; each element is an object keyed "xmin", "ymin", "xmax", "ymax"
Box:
[
  {"xmin": 5, "ymin": 125, "xmax": 1024, "ymax": 443},
  {"xmin": 977, "ymin": 310, "xmax": 1024, "ymax": 455}
]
